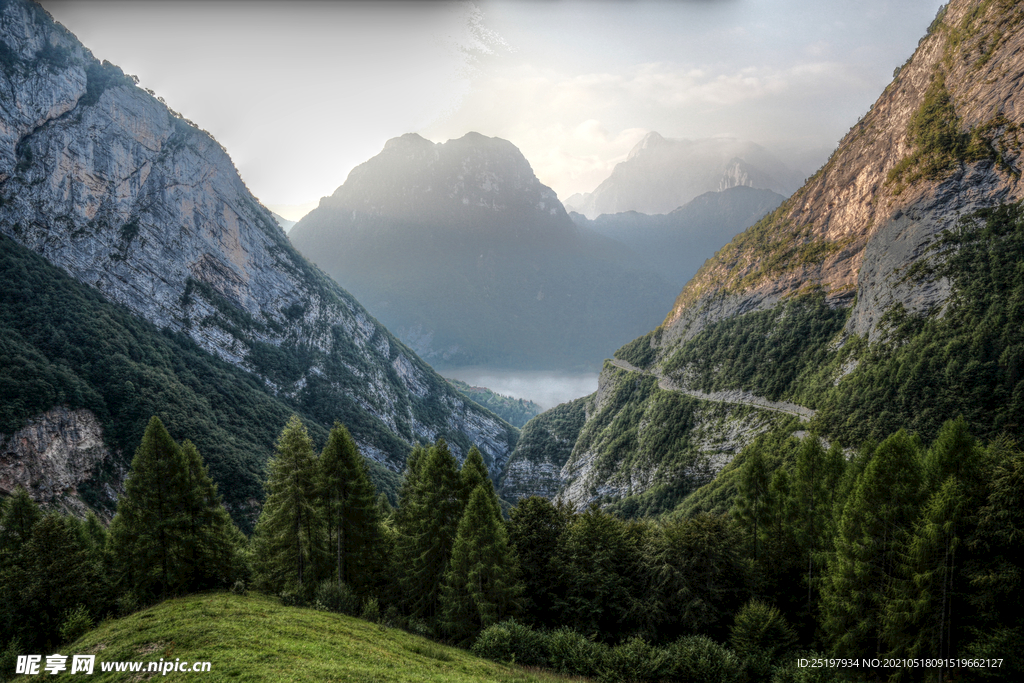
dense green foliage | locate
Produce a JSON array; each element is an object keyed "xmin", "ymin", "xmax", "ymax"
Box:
[
  {"xmin": 816, "ymin": 203, "xmax": 1024, "ymax": 446},
  {"xmin": 107, "ymin": 417, "xmax": 244, "ymax": 600},
  {"xmin": 662, "ymin": 291, "xmax": 848, "ymax": 405},
  {"xmin": 448, "ymin": 379, "xmax": 542, "ymax": 429},
  {"xmin": 572, "ymin": 365, "xmax": 780, "ymax": 517},
  {"xmin": 498, "ymin": 396, "xmax": 589, "ymax": 500},
  {"xmin": 0, "ymin": 234, "xmax": 400, "ymax": 528},
  {"xmin": 614, "ymin": 328, "xmax": 662, "ymax": 369}
]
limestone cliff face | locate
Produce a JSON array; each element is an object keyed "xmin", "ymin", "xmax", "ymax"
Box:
[
  {"xmin": 661, "ymin": 0, "xmax": 1024, "ymax": 349},
  {"xmin": 0, "ymin": 0, "xmax": 516, "ymax": 474},
  {"xmin": 0, "ymin": 407, "xmax": 124, "ymax": 519}
]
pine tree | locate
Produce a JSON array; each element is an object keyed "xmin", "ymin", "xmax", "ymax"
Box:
[
  {"xmin": 507, "ymin": 496, "xmax": 572, "ymax": 628},
  {"xmin": 318, "ymin": 423, "xmax": 380, "ymax": 594},
  {"xmin": 252, "ymin": 415, "xmax": 324, "ymax": 594},
  {"xmin": 784, "ymin": 437, "xmax": 846, "ymax": 617},
  {"xmin": 397, "ymin": 438, "xmax": 464, "ymax": 622},
  {"xmin": 107, "ymin": 417, "xmax": 242, "ymax": 598},
  {"xmin": 179, "ymin": 440, "xmax": 245, "ymax": 590},
  {"xmin": 107, "ymin": 416, "xmax": 191, "ymax": 598},
  {"xmin": 440, "ymin": 485, "xmax": 521, "ymax": 644},
  {"xmin": 732, "ymin": 446, "xmax": 773, "ymax": 561},
  {"xmin": 460, "ymin": 446, "xmax": 500, "ymax": 518},
  {"xmin": 0, "ymin": 486, "xmax": 41, "ymax": 563},
  {"xmin": 822, "ymin": 430, "xmax": 924, "ymax": 658}
]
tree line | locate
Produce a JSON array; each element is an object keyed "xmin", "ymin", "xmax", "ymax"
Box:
[{"xmin": 2, "ymin": 413, "xmax": 1022, "ymax": 682}]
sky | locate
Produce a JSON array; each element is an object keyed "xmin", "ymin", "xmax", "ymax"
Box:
[{"xmin": 41, "ymin": 0, "xmax": 947, "ymax": 220}]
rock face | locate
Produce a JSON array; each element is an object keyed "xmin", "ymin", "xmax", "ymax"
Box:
[
  {"xmin": 0, "ymin": 407, "xmax": 124, "ymax": 519},
  {"xmin": 537, "ymin": 0, "xmax": 1024, "ymax": 511},
  {"xmin": 661, "ymin": 0, "xmax": 1024, "ymax": 348},
  {"xmin": 289, "ymin": 132, "xmax": 676, "ymax": 371},
  {"xmin": 563, "ymin": 133, "xmax": 804, "ymax": 219},
  {"xmin": 0, "ymin": 0, "xmax": 516, "ymax": 476}
]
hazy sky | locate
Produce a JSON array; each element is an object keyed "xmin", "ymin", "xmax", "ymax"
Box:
[{"xmin": 41, "ymin": 0, "xmax": 946, "ymax": 219}]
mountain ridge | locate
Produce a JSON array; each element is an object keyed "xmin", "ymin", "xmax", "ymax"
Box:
[{"xmin": 0, "ymin": 0, "xmax": 518, "ymax": 503}]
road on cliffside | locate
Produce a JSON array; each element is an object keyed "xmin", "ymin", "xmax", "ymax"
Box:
[{"xmin": 607, "ymin": 358, "xmax": 816, "ymax": 422}]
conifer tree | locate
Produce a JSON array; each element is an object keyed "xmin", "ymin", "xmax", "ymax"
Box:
[
  {"xmin": 732, "ymin": 446, "xmax": 773, "ymax": 561},
  {"xmin": 397, "ymin": 438, "xmax": 464, "ymax": 621},
  {"xmin": 179, "ymin": 440, "xmax": 246, "ymax": 589},
  {"xmin": 0, "ymin": 485, "xmax": 41, "ymax": 563},
  {"xmin": 318, "ymin": 423, "xmax": 380, "ymax": 593},
  {"xmin": 822, "ymin": 430, "xmax": 924, "ymax": 658},
  {"xmin": 107, "ymin": 416, "xmax": 190, "ymax": 597},
  {"xmin": 460, "ymin": 446, "xmax": 500, "ymax": 517},
  {"xmin": 252, "ymin": 415, "xmax": 324, "ymax": 594},
  {"xmin": 107, "ymin": 417, "xmax": 242, "ymax": 598},
  {"xmin": 441, "ymin": 484, "xmax": 521, "ymax": 644},
  {"xmin": 784, "ymin": 437, "xmax": 846, "ymax": 616}
]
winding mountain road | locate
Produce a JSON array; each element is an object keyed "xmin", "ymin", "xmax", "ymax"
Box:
[{"xmin": 607, "ymin": 358, "xmax": 816, "ymax": 422}]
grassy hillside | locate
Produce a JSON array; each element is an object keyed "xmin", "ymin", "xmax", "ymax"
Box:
[{"xmin": 31, "ymin": 592, "xmax": 581, "ymax": 683}]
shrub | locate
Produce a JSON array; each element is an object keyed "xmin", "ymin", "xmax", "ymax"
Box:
[
  {"xmin": 545, "ymin": 627, "xmax": 605, "ymax": 677},
  {"xmin": 58, "ymin": 605, "xmax": 94, "ymax": 644},
  {"xmin": 360, "ymin": 596, "xmax": 380, "ymax": 623},
  {"xmin": 230, "ymin": 579, "xmax": 246, "ymax": 596},
  {"xmin": 599, "ymin": 636, "xmax": 670, "ymax": 683},
  {"xmin": 0, "ymin": 638, "xmax": 22, "ymax": 683},
  {"xmin": 665, "ymin": 635, "xmax": 743, "ymax": 683},
  {"xmin": 470, "ymin": 619, "xmax": 547, "ymax": 667},
  {"xmin": 116, "ymin": 591, "xmax": 139, "ymax": 617},
  {"xmin": 730, "ymin": 600, "xmax": 797, "ymax": 662},
  {"xmin": 313, "ymin": 580, "xmax": 359, "ymax": 615},
  {"xmin": 279, "ymin": 589, "xmax": 305, "ymax": 608}
]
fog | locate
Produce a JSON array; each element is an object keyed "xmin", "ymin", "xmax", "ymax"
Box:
[{"xmin": 442, "ymin": 367, "xmax": 599, "ymax": 411}]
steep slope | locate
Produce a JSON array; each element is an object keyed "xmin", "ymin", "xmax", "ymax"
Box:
[
  {"xmin": 0, "ymin": 0, "xmax": 517, "ymax": 483},
  {"xmin": 563, "ymin": 133, "xmax": 803, "ymax": 218},
  {"xmin": 546, "ymin": 0, "xmax": 1024, "ymax": 510},
  {"xmin": 289, "ymin": 133, "xmax": 675, "ymax": 371},
  {"xmin": 0, "ymin": 234, "xmax": 404, "ymax": 529},
  {"xmin": 570, "ymin": 186, "xmax": 785, "ymax": 288}
]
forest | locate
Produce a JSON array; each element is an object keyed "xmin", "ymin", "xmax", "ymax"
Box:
[{"xmin": 1, "ymin": 405, "xmax": 1020, "ymax": 682}]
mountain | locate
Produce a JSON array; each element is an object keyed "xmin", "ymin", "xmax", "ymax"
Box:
[
  {"xmin": 0, "ymin": 0, "xmax": 518, "ymax": 516},
  {"xmin": 288, "ymin": 132, "xmax": 676, "ymax": 371},
  {"xmin": 563, "ymin": 133, "xmax": 805, "ymax": 218},
  {"xmin": 570, "ymin": 186, "xmax": 785, "ymax": 288},
  {"xmin": 509, "ymin": 0, "xmax": 1024, "ymax": 511}
]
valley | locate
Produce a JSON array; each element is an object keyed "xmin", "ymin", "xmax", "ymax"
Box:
[{"xmin": 4, "ymin": 0, "xmax": 1024, "ymax": 681}]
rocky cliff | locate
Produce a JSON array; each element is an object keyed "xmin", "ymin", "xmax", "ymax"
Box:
[
  {"xmin": 289, "ymin": 132, "xmax": 676, "ymax": 371},
  {"xmin": 662, "ymin": 0, "xmax": 1024, "ymax": 348},
  {"xmin": 0, "ymin": 407, "xmax": 124, "ymax": 519},
  {"xmin": 534, "ymin": 0, "xmax": 1024, "ymax": 512},
  {"xmin": 0, "ymin": 0, "xmax": 517, "ymax": 481}
]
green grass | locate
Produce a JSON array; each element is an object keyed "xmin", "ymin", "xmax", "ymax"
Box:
[{"xmin": 32, "ymin": 592, "xmax": 585, "ymax": 682}]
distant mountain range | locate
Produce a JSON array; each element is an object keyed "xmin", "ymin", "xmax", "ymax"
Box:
[
  {"xmin": 288, "ymin": 132, "xmax": 677, "ymax": 371},
  {"xmin": 570, "ymin": 186, "xmax": 785, "ymax": 289},
  {"xmin": 564, "ymin": 132, "xmax": 805, "ymax": 218}
]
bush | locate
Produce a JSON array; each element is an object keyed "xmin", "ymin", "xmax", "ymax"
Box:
[
  {"xmin": 599, "ymin": 636, "xmax": 670, "ymax": 683},
  {"xmin": 230, "ymin": 579, "xmax": 246, "ymax": 596},
  {"xmin": 313, "ymin": 580, "xmax": 360, "ymax": 615},
  {"xmin": 116, "ymin": 591, "xmax": 139, "ymax": 617},
  {"xmin": 0, "ymin": 638, "xmax": 22, "ymax": 683},
  {"xmin": 471, "ymin": 619, "xmax": 547, "ymax": 667},
  {"xmin": 279, "ymin": 589, "xmax": 305, "ymax": 608},
  {"xmin": 730, "ymin": 600, "xmax": 797, "ymax": 662},
  {"xmin": 360, "ymin": 596, "xmax": 380, "ymax": 623},
  {"xmin": 545, "ymin": 627, "xmax": 605, "ymax": 677},
  {"xmin": 665, "ymin": 635, "xmax": 743, "ymax": 683},
  {"xmin": 58, "ymin": 605, "xmax": 94, "ymax": 644}
]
